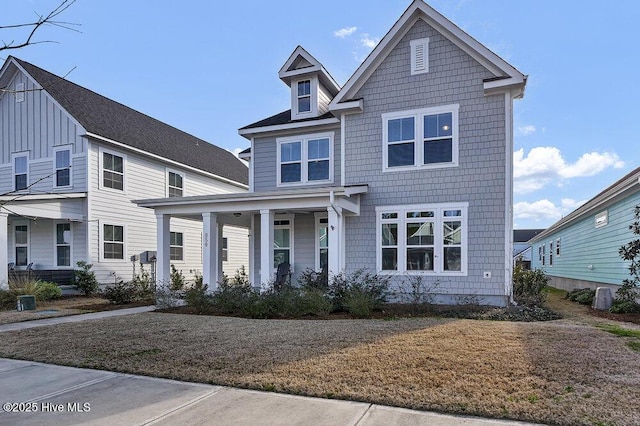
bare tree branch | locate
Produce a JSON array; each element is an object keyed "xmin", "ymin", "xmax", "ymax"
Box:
[{"xmin": 0, "ymin": 0, "xmax": 80, "ymax": 53}]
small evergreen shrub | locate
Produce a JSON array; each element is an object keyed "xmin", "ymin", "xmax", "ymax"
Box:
[
  {"xmin": 211, "ymin": 276, "xmax": 255, "ymax": 314},
  {"xmin": 131, "ymin": 266, "xmax": 155, "ymax": 301},
  {"xmin": 73, "ymin": 261, "xmax": 99, "ymax": 295},
  {"xmin": 170, "ymin": 264, "xmax": 185, "ymax": 291},
  {"xmin": 0, "ymin": 290, "xmax": 15, "ymax": 310},
  {"xmin": 300, "ymin": 287, "xmax": 333, "ymax": 317},
  {"xmin": 343, "ymin": 287, "xmax": 377, "ymax": 318},
  {"xmin": 34, "ymin": 281, "xmax": 62, "ymax": 301},
  {"xmin": 185, "ymin": 280, "xmax": 211, "ymax": 314},
  {"xmin": 612, "ymin": 204, "xmax": 640, "ymax": 313},
  {"xmin": 102, "ymin": 281, "xmax": 137, "ymax": 304},
  {"xmin": 513, "ymin": 266, "xmax": 549, "ymax": 307},
  {"xmin": 328, "ymin": 269, "xmax": 390, "ymax": 314},
  {"xmin": 297, "ymin": 268, "xmax": 329, "ymax": 291},
  {"xmin": 566, "ymin": 288, "xmax": 596, "ymax": 305}
]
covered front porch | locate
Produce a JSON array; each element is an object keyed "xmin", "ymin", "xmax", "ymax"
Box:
[
  {"xmin": 0, "ymin": 193, "xmax": 87, "ymax": 289},
  {"xmin": 136, "ymin": 186, "xmax": 367, "ymax": 291}
]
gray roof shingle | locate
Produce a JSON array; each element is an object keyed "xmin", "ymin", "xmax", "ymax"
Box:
[
  {"xmin": 13, "ymin": 57, "xmax": 248, "ymax": 185},
  {"xmin": 240, "ymin": 110, "xmax": 335, "ymax": 130}
]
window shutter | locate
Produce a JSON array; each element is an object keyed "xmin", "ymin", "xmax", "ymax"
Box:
[{"xmin": 410, "ymin": 38, "xmax": 429, "ymax": 75}]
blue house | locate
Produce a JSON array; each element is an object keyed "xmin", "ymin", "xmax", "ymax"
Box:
[{"xmin": 530, "ymin": 167, "xmax": 640, "ymax": 292}]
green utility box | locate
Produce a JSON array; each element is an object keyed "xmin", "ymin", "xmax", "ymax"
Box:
[{"xmin": 17, "ymin": 295, "xmax": 36, "ymax": 311}]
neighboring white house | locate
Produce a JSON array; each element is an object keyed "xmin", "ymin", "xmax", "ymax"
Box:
[
  {"xmin": 137, "ymin": 0, "xmax": 527, "ymax": 306},
  {"xmin": 0, "ymin": 57, "xmax": 249, "ymax": 287}
]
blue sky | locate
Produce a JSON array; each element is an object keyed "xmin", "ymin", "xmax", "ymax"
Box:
[{"xmin": 3, "ymin": 0, "xmax": 639, "ymax": 229}]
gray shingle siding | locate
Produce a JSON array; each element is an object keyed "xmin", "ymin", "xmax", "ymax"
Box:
[
  {"xmin": 343, "ymin": 19, "xmax": 508, "ymax": 303},
  {"xmin": 253, "ymin": 125, "xmax": 341, "ymax": 192}
]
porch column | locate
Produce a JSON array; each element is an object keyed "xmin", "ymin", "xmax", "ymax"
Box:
[
  {"xmin": 202, "ymin": 212, "xmax": 220, "ymax": 292},
  {"xmin": 260, "ymin": 209, "xmax": 274, "ymax": 290},
  {"xmin": 0, "ymin": 213, "xmax": 8, "ymax": 289},
  {"xmin": 155, "ymin": 214, "xmax": 171, "ymax": 289},
  {"xmin": 327, "ymin": 206, "xmax": 342, "ymax": 277}
]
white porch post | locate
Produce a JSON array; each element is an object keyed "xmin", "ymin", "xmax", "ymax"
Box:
[
  {"xmin": 202, "ymin": 212, "xmax": 220, "ymax": 292},
  {"xmin": 327, "ymin": 206, "xmax": 342, "ymax": 277},
  {"xmin": 260, "ymin": 209, "xmax": 274, "ymax": 290},
  {"xmin": 0, "ymin": 213, "xmax": 8, "ymax": 289},
  {"xmin": 155, "ymin": 214, "xmax": 171, "ymax": 289}
]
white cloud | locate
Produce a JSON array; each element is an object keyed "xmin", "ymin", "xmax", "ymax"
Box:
[
  {"xmin": 334, "ymin": 26, "xmax": 357, "ymax": 38},
  {"xmin": 513, "ymin": 147, "xmax": 624, "ymax": 194},
  {"xmin": 517, "ymin": 125, "xmax": 536, "ymax": 136},
  {"xmin": 361, "ymin": 33, "xmax": 380, "ymax": 49},
  {"xmin": 514, "ymin": 198, "xmax": 586, "ymax": 223}
]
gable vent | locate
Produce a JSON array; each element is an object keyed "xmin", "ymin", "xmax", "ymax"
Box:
[
  {"xmin": 15, "ymin": 82, "xmax": 25, "ymax": 102},
  {"xmin": 410, "ymin": 38, "xmax": 429, "ymax": 75}
]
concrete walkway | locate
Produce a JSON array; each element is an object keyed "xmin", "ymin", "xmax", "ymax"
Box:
[
  {"xmin": 0, "ymin": 359, "xmax": 541, "ymax": 426},
  {"xmin": 0, "ymin": 308, "xmax": 543, "ymax": 425},
  {"xmin": 0, "ymin": 306, "xmax": 155, "ymax": 332}
]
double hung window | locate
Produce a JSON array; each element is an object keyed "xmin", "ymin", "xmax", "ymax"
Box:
[
  {"xmin": 15, "ymin": 225, "xmax": 28, "ymax": 266},
  {"xmin": 13, "ymin": 154, "xmax": 28, "ymax": 191},
  {"xmin": 167, "ymin": 171, "xmax": 184, "ymax": 197},
  {"xmin": 383, "ymin": 105, "xmax": 458, "ymax": 171},
  {"xmin": 102, "ymin": 151, "xmax": 124, "ymax": 191},
  {"xmin": 297, "ymin": 80, "xmax": 311, "ymax": 114},
  {"xmin": 56, "ymin": 223, "xmax": 72, "ymax": 267},
  {"xmin": 377, "ymin": 203, "xmax": 467, "ymax": 275},
  {"xmin": 278, "ymin": 133, "xmax": 332, "ymax": 185},
  {"xmin": 103, "ymin": 224, "xmax": 124, "ymax": 260},
  {"xmin": 316, "ymin": 216, "xmax": 328, "ymax": 271},
  {"xmin": 170, "ymin": 232, "xmax": 184, "ymax": 261},
  {"xmin": 274, "ymin": 218, "xmax": 293, "ymax": 267},
  {"xmin": 55, "ymin": 149, "xmax": 71, "ymax": 187}
]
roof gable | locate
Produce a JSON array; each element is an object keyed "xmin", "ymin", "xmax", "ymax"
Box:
[
  {"xmin": 278, "ymin": 46, "xmax": 340, "ymax": 96},
  {"xmin": 330, "ymin": 0, "xmax": 526, "ymax": 108},
  {"xmin": 6, "ymin": 57, "xmax": 248, "ymax": 186}
]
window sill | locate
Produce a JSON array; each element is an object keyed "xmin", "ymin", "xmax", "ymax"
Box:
[
  {"xmin": 277, "ymin": 179, "xmax": 333, "ymax": 188},
  {"xmin": 383, "ymin": 162, "xmax": 458, "ymax": 173}
]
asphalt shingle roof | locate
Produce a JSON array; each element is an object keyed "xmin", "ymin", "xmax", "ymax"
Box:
[
  {"xmin": 240, "ymin": 110, "xmax": 335, "ymax": 130},
  {"xmin": 13, "ymin": 57, "xmax": 248, "ymax": 186}
]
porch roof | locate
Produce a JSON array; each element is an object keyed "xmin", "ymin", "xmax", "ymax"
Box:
[
  {"xmin": 0, "ymin": 193, "xmax": 87, "ymax": 221},
  {"xmin": 135, "ymin": 185, "xmax": 368, "ymax": 223}
]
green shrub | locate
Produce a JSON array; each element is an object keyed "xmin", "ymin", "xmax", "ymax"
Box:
[
  {"xmin": 612, "ymin": 204, "xmax": 640, "ymax": 313},
  {"xmin": 300, "ymin": 287, "xmax": 333, "ymax": 317},
  {"xmin": 73, "ymin": 261, "xmax": 99, "ymax": 295},
  {"xmin": 610, "ymin": 300, "xmax": 640, "ymax": 314},
  {"xmin": 297, "ymin": 268, "xmax": 329, "ymax": 291},
  {"xmin": 211, "ymin": 278, "xmax": 255, "ymax": 314},
  {"xmin": 328, "ymin": 269, "xmax": 389, "ymax": 313},
  {"xmin": 132, "ymin": 266, "xmax": 154, "ymax": 300},
  {"xmin": 170, "ymin": 264, "xmax": 185, "ymax": 291},
  {"xmin": 260, "ymin": 288, "xmax": 304, "ymax": 318},
  {"xmin": 566, "ymin": 288, "xmax": 596, "ymax": 305},
  {"xmin": 230, "ymin": 266, "xmax": 251, "ymax": 287},
  {"xmin": 0, "ymin": 290, "xmax": 15, "ymax": 310},
  {"xmin": 513, "ymin": 267, "xmax": 549, "ymax": 307},
  {"xmin": 34, "ymin": 281, "xmax": 62, "ymax": 301},
  {"xmin": 185, "ymin": 280, "xmax": 211, "ymax": 314},
  {"xmin": 343, "ymin": 287, "xmax": 377, "ymax": 318},
  {"xmin": 102, "ymin": 281, "xmax": 137, "ymax": 304}
]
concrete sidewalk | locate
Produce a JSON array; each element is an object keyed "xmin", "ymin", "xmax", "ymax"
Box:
[
  {"xmin": 0, "ymin": 306, "xmax": 156, "ymax": 332},
  {"xmin": 0, "ymin": 359, "xmax": 541, "ymax": 426}
]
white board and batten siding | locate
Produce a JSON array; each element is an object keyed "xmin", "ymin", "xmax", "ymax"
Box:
[{"xmin": 86, "ymin": 141, "xmax": 248, "ymax": 284}]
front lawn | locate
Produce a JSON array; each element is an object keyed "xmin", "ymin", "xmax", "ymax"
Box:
[{"xmin": 0, "ymin": 295, "xmax": 638, "ymax": 425}]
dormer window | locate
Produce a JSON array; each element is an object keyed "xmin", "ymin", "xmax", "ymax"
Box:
[
  {"xmin": 291, "ymin": 77, "xmax": 318, "ymax": 120},
  {"xmin": 297, "ymin": 80, "xmax": 311, "ymax": 113}
]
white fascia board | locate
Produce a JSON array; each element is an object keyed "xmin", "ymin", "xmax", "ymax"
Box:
[
  {"xmin": 329, "ymin": 99, "xmax": 363, "ymax": 114},
  {"xmin": 279, "ymin": 65, "xmax": 322, "ymax": 82},
  {"xmin": 331, "ymin": 1, "xmax": 526, "ymax": 106},
  {"xmin": 0, "ymin": 192, "xmax": 87, "ymax": 202},
  {"xmin": 279, "ymin": 46, "xmax": 320, "ymax": 75},
  {"xmin": 238, "ymin": 117, "xmax": 340, "ymax": 138},
  {"xmin": 10, "ymin": 58, "xmax": 87, "ymax": 133},
  {"xmin": 484, "ymin": 76, "xmax": 527, "ymax": 98},
  {"xmin": 85, "ymin": 132, "xmax": 248, "ymax": 190},
  {"xmin": 530, "ymin": 174, "xmax": 640, "ymax": 243}
]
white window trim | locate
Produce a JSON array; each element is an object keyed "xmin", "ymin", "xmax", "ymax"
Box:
[
  {"xmin": 100, "ymin": 221, "xmax": 127, "ymax": 262},
  {"xmin": 53, "ymin": 145, "xmax": 73, "ymax": 189},
  {"xmin": 11, "ymin": 152, "xmax": 29, "ymax": 192},
  {"xmin": 556, "ymin": 238, "xmax": 561, "ymax": 257},
  {"xmin": 382, "ymin": 104, "xmax": 459, "ymax": 172},
  {"xmin": 291, "ymin": 77, "xmax": 318, "ymax": 120},
  {"xmin": 222, "ymin": 237, "xmax": 228, "ymax": 263},
  {"xmin": 274, "ymin": 214, "xmax": 294, "ymax": 271},
  {"xmin": 15, "ymin": 82, "xmax": 25, "ymax": 102},
  {"xmin": 314, "ymin": 213, "xmax": 328, "ymax": 272},
  {"xmin": 375, "ymin": 202, "xmax": 468, "ymax": 276},
  {"xmin": 166, "ymin": 168, "xmax": 185, "ymax": 197},
  {"xmin": 410, "ymin": 38, "xmax": 429, "ymax": 75},
  {"xmin": 13, "ymin": 221, "xmax": 30, "ymax": 267},
  {"xmin": 98, "ymin": 147, "xmax": 126, "ymax": 193},
  {"xmin": 276, "ymin": 132, "xmax": 334, "ymax": 187},
  {"xmin": 541, "ymin": 244, "xmax": 546, "ymax": 266},
  {"xmin": 170, "ymin": 230, "xmax": 184, "ymax": 262},
  {"xmin": 549, "ymin": 241, "xmax": 554, "ymax": 267},
  {"xmin": 53, "ymin": 221, "xmax": 73, "ymax": 268},
  {"xmin": 595, "ymin": 210, "xmax": 608, "ymax": 228}
]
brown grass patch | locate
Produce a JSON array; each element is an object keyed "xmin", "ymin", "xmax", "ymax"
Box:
[{"xmin": 0, "ymin": 310, "xmax": 639, "ymax": 425}]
